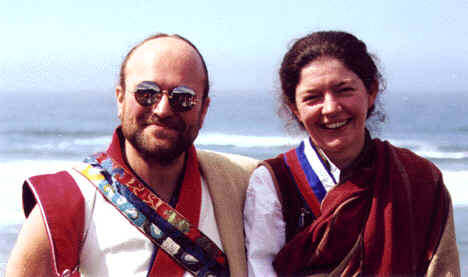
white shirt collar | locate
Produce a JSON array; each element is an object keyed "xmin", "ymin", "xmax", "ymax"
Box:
[{"xmin": 303, "ymin": 137, "xmax": 340, "ymax": 190}]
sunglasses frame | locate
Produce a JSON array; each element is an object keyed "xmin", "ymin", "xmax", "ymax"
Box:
[{"xmin": 132, "ymin": 81, "xmax": 198, "ymax": 112}]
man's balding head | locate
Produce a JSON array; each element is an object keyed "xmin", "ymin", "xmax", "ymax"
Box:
[{"xmin": 118, "ymin": 34, "xmax": 210, "ymax": 101}]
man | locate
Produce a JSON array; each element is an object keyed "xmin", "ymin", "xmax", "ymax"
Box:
[{"xmin": 6, "ymin": 34, "xmax": 257, "ymax": 277}]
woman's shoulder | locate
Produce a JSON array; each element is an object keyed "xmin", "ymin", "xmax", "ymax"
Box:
[
  {"xmin": 373, "ymin": 138, "xmax": 443, "ymax": 186},
  {"xmin": 375, "ymin": 138, "xmax": 440, "ymax": 169}
]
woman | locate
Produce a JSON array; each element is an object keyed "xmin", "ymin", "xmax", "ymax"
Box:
[{"xmin": 244, "ymin": 31, "xmax": 460, "ymax": 276}]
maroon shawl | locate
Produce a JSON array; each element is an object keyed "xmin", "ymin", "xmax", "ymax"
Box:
[{"xmin": 273, "ymin": 139, "xmax": 450, "ymax": 276}]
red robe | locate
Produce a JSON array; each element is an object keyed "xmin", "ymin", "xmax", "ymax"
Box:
[{"xmin": 273, "ymin": 139, "xmax": 452, "ymax": 276}]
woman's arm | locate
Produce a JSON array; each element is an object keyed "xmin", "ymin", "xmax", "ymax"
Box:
[{"xmin": 244, "ymin": 166, "xmax": 286, "ymax": 277}]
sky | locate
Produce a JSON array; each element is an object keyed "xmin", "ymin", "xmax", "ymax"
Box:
[{"xmin": 0, "ymin": 0, "xmax": 467, "ymax": 96}]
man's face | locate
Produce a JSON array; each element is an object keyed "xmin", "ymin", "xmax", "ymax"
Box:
[{"xmin": 116, "ymin": 37, "xmax": 209, "ymax": 165}]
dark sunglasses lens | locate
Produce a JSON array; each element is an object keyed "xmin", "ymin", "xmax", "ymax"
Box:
[
  {"xmin": 135, "ymin": 89, "xmax": 160, "ymax": 106},
  {"xmin": 170, "ymin": 93, "xmax": 195, "ymax": 112},
  {"xmin": 134, "ymin": 86, "xmax": 195, "ymax": 112}
]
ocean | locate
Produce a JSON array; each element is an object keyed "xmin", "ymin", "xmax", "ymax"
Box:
[{"xmin": 1, "ymin": 89, "xmax": 467, "ymax": 275}]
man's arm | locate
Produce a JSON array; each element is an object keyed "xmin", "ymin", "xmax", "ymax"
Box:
[{"xmin": 6, "ymin": 205, "xmax": 54, "ymax": 277}]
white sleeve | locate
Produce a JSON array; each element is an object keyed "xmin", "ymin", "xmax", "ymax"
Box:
[{"xmin": 243, "ymin": 166, "xmax": 285, "ymax": 277}]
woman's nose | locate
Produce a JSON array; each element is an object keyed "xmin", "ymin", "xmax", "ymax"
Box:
[{"xmin": 322, "ymin": 94, "xmax": 341, "ymax": 115}]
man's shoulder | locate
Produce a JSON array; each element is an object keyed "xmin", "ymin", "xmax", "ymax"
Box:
[
  {"xmin": 196, "ymin": 149, "xmax": 259, "ymax": 173},
  {"xmin": 25, "ymin": 161, "xmax": 92, "ymax": 185}
]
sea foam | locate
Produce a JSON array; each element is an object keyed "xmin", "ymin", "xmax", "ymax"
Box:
[{"xmin": 196, "ymin": 132, "xmax": 301, "ymax": 148}]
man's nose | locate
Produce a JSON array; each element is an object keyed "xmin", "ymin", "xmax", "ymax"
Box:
[{"xmin": 152, "ymin": 94, "xmax": 174, "ymax": 117}]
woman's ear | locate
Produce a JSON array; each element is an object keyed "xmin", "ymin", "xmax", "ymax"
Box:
[
  {"xmin": 367, "ymin": 80, "xmax": 379, "ymax": 109},
  {"xmin": 289, "ymin": 103, "xmax": 301, "ymax": 122}
]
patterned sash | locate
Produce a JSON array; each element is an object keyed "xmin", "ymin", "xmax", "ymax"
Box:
[
  {"xmin": 74, "ymin": 146, "xmax": 229, "ymax": 277},
  {"xmin": 283, "ymin": 141, "xmax": 331, "ymax": 218}
]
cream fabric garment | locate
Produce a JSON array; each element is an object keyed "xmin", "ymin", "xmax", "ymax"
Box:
[{"xmin": 196, "ymin": 149, "xmax": 259, "ymax": 277}]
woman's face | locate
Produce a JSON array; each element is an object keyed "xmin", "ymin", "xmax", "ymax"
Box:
[{"xmin": 292, "ymin": 57, "xmax": 377, "ymax": 168}]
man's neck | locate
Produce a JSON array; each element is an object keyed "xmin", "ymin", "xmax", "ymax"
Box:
[{"xmin": 123, "ymin": 141, "xmax": 186, "ymax": 203}]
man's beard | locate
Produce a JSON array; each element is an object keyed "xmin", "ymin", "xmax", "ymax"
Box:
[{"xmin": 121, "ymin": 111, "xmax": 201, "ymax": 165}]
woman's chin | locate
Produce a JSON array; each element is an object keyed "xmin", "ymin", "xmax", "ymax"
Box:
[{"xmin": 320, "ymin": 139, "xmax": 354, "ymax": 156}]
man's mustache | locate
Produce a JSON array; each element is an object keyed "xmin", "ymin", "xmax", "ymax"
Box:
[{"xmin": 147, "ymin": 115, "xmax": 186, "ymax": 132}]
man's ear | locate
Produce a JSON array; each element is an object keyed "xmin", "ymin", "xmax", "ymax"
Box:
[
  {"xmin": 199, "ymin": 96, "xmax": 210, "ymax": 129},
  {"xmin": 116, "ymin": 86, "xmax": 124, "ymax": 119}
]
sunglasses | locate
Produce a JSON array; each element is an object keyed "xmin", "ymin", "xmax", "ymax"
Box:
[{"xmin": 132, "ymin": 81, "xmax": 198, "ymax": 112}]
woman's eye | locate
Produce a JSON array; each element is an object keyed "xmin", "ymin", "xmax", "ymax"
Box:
[
  {"xmin": 338, "ymin": 87, "xmax": 353, "ymax": 93},
  {"xmin": 303, "ymin": 95, "xmax": 320, "ymax": 102}
]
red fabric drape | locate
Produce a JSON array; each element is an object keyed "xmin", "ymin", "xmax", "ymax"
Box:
[{"xmin": 273, "ymin": 139, "xmax": 449, "ymax": 276}]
